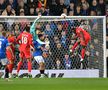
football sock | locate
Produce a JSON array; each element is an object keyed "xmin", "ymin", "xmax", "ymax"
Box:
[
  {"xmin": 17, "ymin": 61, "xmax": 22, "ymax": 73},
  {"xmin": 40, "ymin": 70, "xmax": 44, "ymax": 74},
  {"xmin": 28, "ymin": 61, "xmax": 32, "ymax": 73},
  {"xmin": 4, "ymin": 66, "xmax": 9, "ymax": 78},
  {"xmin": 7, "ymin": 64, "xmax": 13, "ymax": 73},
  {"xmin": 81, "ymin": 48, "xmax": 86, "ymax": 60}
]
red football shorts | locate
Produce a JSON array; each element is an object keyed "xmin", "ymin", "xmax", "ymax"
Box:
[
  {"xmin": 19, "ymin": 49, "xmax": 31, "ymax": 59},
  {"xmin": 80, "ymin": 36, "xmax": 91, "ymax": 46}
]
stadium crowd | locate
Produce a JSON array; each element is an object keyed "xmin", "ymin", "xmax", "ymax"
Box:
[{"xmin": 0, "ymin": 0, "xmax": 106, "ymax": 16}]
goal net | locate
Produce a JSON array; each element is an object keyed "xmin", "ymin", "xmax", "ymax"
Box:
[{"xmin": 0, "ymin": 16, "xmax": 106, "ymax": 78}]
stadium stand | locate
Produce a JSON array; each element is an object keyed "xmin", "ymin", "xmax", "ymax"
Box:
[{"xmin": 0, "ymin": 0, "xmax": 106, "ymax": 16}]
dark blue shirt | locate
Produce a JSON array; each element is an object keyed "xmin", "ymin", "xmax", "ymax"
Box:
[
  {"xmin": 33, "ymin": 40, "xmax": 45, "ymax": 57},
  {"xmin": 0, "ymin": 36, "xmax": 9, "ymax": 59}
]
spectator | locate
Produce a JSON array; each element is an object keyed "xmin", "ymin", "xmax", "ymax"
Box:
[
  {"xmin": 45, "ymin": 37, "xmax": 50, "ymax": 50},
  {"xmin": 16, "ymin": 1, "xmax": 28, "ymax": 15},
  {"xmin": 19, "ymin": 9, "xmax": 25, "ymax": 16},
  {"xmin": 35, "ymin": 8, "xmax": 40, "ymax": 15},
  {"xmin": 0, "ymin": 0, "xmax": 7, "ymax": 15},
  {"xmin": 47, "ymin": 0, "xmax": 57, "ymax": 15},
  {"xmin": 75, "ymin": 5, "xmax": 82, "ymax": 16},
  {"xmin": 29, "ymin": 7, "xmax": 35, "ymax": 16},
  {"xmin": 69, "ymin": 10, "xmax": 74, "ymax": 16},
  {"xmin": 68, "ymin": 2, "xmax": 75, "ymax": 14},
  {"xmin": 64, "ymin": 0, "xmax": 70, "ymax": 6},
  {"xmin": 54, "ymin": 43, "xmax": 64, "ymax": 68},
  {"xmin": 56, "ymin": 0, "xmax": 66, "ymax": 15},
  {"xmin": 18, "ymin": 17, "xmax": 29, "ymax": 31},
  {"xmin": 90, "ymin": 0, "xmax": 98, "ymax": 12},
  {"xmin": 82, "ymin": 3, "xmax": 89, "ymax": 15},
  {"xmin": 56, "ymin": 58, "xmax": 61, "ymax": 69},
  {"xmin": 90, "ymin": 10, "xmax": 97, "ymax": 16},
  {"xmin": 44, "ymin": 23, "xmax": 54, "ymax": 38},
  {"xmin": 63, "ymin": 8, "xmax": 68, "ymax": 15},
  {"xmin": 0, "ymin": 0, "xmax": 106, "ymax": 16},
  {"xmin": 14, "ymin": 24, "xmax": 20, "ymax": 37},
  {"xmin": 0, "ymin": 24, "xmax": 4, "ymax": 36},
  {"xmin": 80, "ymin": 0, "xmax": 89, "ymax": 8},
  {"xmin": 56, "ymin": 23, "xmax": 63, "ymax": 39},
  {"xmin": 63, "ymin": 53, "xmax": 72, "ymax": 69},
  {"xmin": 27, "ymin": 0, "xmax": 38, "ymax": 9},
  {"xmin": 8, "ymin": 0, "xmax": 17, "ymax": 10},
  {"xmin": 98, "ymin": 0, "xmax": 105, "ymax": 15},
  {"xmin": 61, "ymin": 31, "xmax": 67, "ymax": 48},
  {"xmin": 2, "ymin": 4, "xmax": 15, "ymax": 16},
  {"xmin": 53, "ymin": 36, "xmax": 60, "ymax": 44}
]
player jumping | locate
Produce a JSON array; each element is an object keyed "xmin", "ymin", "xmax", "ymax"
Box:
[
  {"xmin": 33, "ymin": 34, "xmax": 46, "ymax": 78},
  {"xmin": 16, "ymin": 25, "xmax": 33, "ymax": 77},
  {"xmin": 6, "ymin": 32, "xmax": 16, "ymax": 78},
  {"xmin": 71, "ymin": 27, "xmax": 91, "ymax": 62},
  {"xmin": 30, "ymin": 16, "xmax": 47, "ymax": 78}
]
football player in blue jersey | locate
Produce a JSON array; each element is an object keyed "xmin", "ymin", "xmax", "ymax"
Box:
[
  {"xmin": 30, "ymin": 16, "xmax": 49, "ymax": 78},
  {"xmin": 33, "ymin": 34, "xmax": 47, "ymax": 78},
  {"xmin": 0, "ymin": 31, "xmax": 12, "ymax": 81}
]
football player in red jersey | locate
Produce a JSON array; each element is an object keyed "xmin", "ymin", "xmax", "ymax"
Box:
[
  {"xmin": 6, "ymin": 32, "xmax": 16, "ymax": 78},
  {"xmin": 71, "ymin": 27, "xmax": 91, "ymax": 61},
  {"xmin": 16, "ymin": 25, "xmax": 33, "ymax": 77}
]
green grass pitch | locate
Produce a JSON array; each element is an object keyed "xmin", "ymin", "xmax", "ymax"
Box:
[{"xmin": 0, "ymin": 78, "xmax": 108, "ymax": 90}]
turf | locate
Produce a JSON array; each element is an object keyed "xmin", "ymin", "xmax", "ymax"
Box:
[{"xmin": 0, "ymin": 78, "xmax": 108, "ymax": 90}]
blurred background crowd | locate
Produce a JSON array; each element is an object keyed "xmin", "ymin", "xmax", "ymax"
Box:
[{"xmin": 0, "ymin": 0, "xmax": 106, "ymax": 16}]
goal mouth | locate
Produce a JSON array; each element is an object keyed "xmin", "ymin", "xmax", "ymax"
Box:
[{"xmin": 0, "ymin": 16, "xmax": 106, "ymax": 78}]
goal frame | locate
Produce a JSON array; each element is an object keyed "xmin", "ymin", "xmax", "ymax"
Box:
[{"xmin": 0, "ymin": 16, "xmax": 106, "ymax": 77}]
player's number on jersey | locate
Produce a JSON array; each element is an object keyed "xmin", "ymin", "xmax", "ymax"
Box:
[{"xmin": 22, "ymin": 36, "xmax": 27, "ymax": 44}]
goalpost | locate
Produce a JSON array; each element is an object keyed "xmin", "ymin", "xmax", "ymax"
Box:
[{"xmin": 0, "ymin": 16, "xmax": 106, "ymax": 78}]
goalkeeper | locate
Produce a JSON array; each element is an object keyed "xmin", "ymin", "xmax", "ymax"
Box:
[
  {"xmin": 30, "ymin": 16, "xmax": 47, "ymax": 78},
  {"xmin": 30, "ymin": 15, "xmax": 45, "ymax": 44},
  {"xmin": 30, "ymin": 16, "xmax": 40, "ymax": 41}
]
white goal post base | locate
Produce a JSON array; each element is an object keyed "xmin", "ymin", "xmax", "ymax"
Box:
[{"xmin": 0, "ymin": 70, "xmax": 99, "ymax": 78}]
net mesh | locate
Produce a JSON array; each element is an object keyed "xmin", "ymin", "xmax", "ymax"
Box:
[{"xmin": 0, "ymin": 17, "xmax": 104, "ymax": 77}]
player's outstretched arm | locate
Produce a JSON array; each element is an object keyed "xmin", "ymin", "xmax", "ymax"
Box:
[
  {"xmin": 30, "ymin": 15, "xmax": 41, "ymax": 41},
  {"xmin": 30, "ymin": 15, "xmax": 41, "ymax": 30}
]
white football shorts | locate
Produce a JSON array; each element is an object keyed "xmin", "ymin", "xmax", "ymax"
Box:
[
  {"xmin": 34, "ymin": 56, "xmax": 44, "ymax": 64},
  {"xmin": 0, "ymin": 58, "xmax": 8, "ymax": 65}
]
